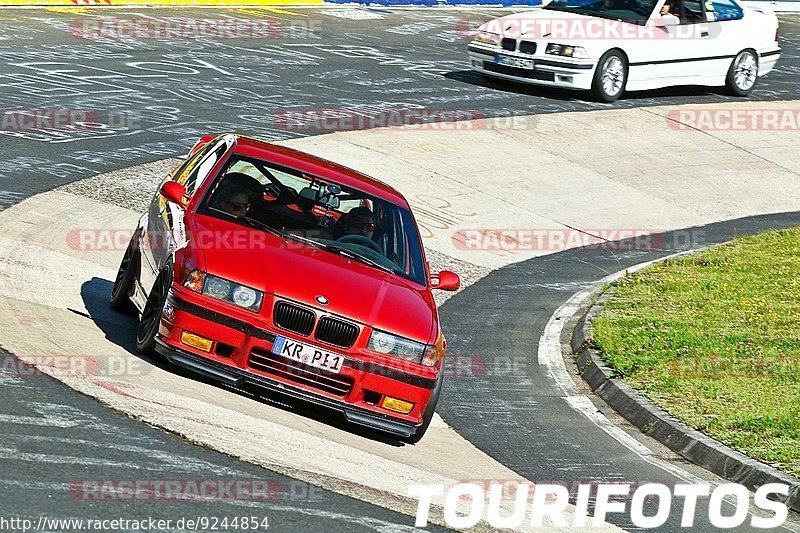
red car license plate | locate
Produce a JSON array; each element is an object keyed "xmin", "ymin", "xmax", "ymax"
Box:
[{"xmin": 272, "ymin": 336, "xmax": 345, "ymax": 374}]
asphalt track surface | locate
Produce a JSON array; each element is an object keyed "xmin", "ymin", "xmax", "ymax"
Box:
[
  {"xmin": 437, "ymin": 212, "xmax": 800, "ymax": 531},
  {"xmin": 1, "ymin": 6, "xmax": 799, "ymax": 532},
  {"xmin": 0, "ymin": 346, "xmax": 446, "ymax": 532},
  {"xmin": 0, "ymin": 8, "xmax": 799, "ymax": 210}
]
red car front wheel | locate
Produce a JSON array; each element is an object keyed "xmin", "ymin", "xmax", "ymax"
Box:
[
  {"xmin": 110, "ymin": 233, "xmax": 139, "ymax": 315},
  {"xmin": 136, "ymin": 268, "xmax": 172, "ymax": 355}
]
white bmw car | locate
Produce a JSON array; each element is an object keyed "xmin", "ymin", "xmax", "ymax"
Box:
[{"xmin": 468, "ymin": 0, "xmax": 780, "ymax": 101}]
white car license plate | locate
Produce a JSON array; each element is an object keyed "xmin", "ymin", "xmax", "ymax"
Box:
[
  {"xmin": 272, "ymin": 335, "xmax": 345, "ymax": 374},
  {"xmin": 495, "ymin": 54, "xmax": 534, "ymax": 70}
]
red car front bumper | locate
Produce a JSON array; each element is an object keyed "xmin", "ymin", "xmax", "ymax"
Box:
[{"xmin": 155, "ymin": 288, "xmax": 439, "ymax": 438}]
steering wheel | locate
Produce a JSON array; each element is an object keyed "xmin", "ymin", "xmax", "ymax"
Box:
[
  {"xmin": 336, "ymin": 234, "xmax": 382, "ymax": 253},
  {"xmin": 267, "ymin": 184, "xmax": 300, "ymax": 205},
  {"xmin": 267, "ymin": 186, "xmax": 318, "ymax": 217}
]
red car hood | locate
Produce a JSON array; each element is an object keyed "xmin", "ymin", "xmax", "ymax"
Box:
[{"xmin": 188, "ymin": 214, "xmax": 436, "ymax": 344}]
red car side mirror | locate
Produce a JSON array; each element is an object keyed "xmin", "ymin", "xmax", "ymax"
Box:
[
  {"xmin": 160, "ymin": 181, "xmax": 188, "ymax": 207},
  {"xmin": 431, "ymin": 270, "xmax": 460, "ymax": 291}
]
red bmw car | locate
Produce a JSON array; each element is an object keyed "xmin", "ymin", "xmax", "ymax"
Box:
[{"xmin": 110, "ymin": 133, "xmax": 460, "ymax": 443}]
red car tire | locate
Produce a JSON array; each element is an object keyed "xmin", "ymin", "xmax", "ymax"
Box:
[
  {"xmin": 136, "ymin": 267, "xmax": 172, "ymax": 355},
  {"xmin": 110, "ymin": 233, "xmax": 139, "ymax": 316}
]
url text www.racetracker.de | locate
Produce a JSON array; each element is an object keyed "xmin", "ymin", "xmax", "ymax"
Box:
[{"xmin": 0, "ymin": 516, "xmax": 269, "ymax": 532}]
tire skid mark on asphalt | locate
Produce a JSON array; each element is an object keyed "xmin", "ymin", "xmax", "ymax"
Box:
[
  {"xmin": 0, "ymin": 446, "xmax": 155, "ymax": 469},
  {"xmin": 0, "ymin": 368, "xmax": 430, "ymax": 530},
  {"xmin": 57, "ymin": 374, "xmax": 545, "ymax": 529},
  {"xmin": 0, "ymin": 480, "xmax": 74, "ymax": 491},
  {"xmin": 0, "ymin": 403, "xmax": 255, "ymax": 489},
  {"xmin": 0, "ymin": 478, "xmax": 419, "ymax": 531},
  {"xmin": 0, "ymin": 414, "xmax": 84, "ymax": 428},
  {"xmin": 0, "ymin": 401, "xmax": 102, "ymax": 428},
  {"xmin": 3, "ymin": 434, "xmax": 249, "ymax": 476},
  {"xmin": 0, "ymin": 400, "xmax": 432, "ymax": 531},
  {"xmin": 0, "ymin": 369, "xmax": 28, "ymax": 388}
]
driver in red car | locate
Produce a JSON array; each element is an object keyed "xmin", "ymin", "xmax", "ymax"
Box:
[
  {"xmin": 211, "ymin": 173, "xmax": 262, "ymax": 217},
  {"xmin": 341, "ymin": 207, "xmax": 376, "ymax": 239}
]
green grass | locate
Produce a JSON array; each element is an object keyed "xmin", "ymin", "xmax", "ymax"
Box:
[{"xmin": 592, "ymin": 229, "xmax": 800, "ymax": 477}]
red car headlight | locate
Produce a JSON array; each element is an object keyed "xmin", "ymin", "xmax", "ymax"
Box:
[
  {"xmin": 368, "ymin": 329, "xmax": 444, "ymax": 367},
  {"xmin": 368, "ymin": 329, "xmax": 426, "ymax": 363},
  {"xmin": 184, "ymin": 270, "xmax": 263, "ymax": 313}
]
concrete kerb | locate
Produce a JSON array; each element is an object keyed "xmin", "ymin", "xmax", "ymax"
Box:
[{"xmin": 568, "ymin": 270, "xmax": 800, "ymax": 513}]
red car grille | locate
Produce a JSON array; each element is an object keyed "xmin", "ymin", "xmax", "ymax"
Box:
[
  {"xmin": 315, "ymin": 316, "xmax": 359, "ymax": 348},
  {"xmin": 273, "ymin": 300, "xmax": 360, "ymax": 349},
  {"xmin": 248, "ymin": 348, "xmax": 354, "ymax": 397},
  {"xmin": 273, "ymin": 302, "xmax": 315, "ymax": 335}
]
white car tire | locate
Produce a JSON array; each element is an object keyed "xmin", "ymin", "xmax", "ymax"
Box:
[
  {"xmin": 726, "ymin": 49, "xmax": 759, "ymax": 97},
  {"xmin": 591, "ymin": 50, "xmax": 628, "ymax": 103}
]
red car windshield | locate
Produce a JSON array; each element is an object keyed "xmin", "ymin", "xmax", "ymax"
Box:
[{"xmin": 199, "ymin": 154, "xmax": 428, "ymax": 286}]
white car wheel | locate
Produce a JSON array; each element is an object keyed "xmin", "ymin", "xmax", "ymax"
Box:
[
  {"xmin": 726, "ymin": 49, "xmax": 759, "ymax": 96},
  {"xmin": 591, "ymin": 50, "xmax": 628, "ymax": 102}
]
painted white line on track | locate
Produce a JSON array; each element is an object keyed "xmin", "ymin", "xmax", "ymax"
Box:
[
  {"xmin": 538, "ymin": 249, "xmax": 698, "ymax": 399},
  {"xmin": 539, "ymin": 249, "xmax": 723, "ymax": 481}
]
